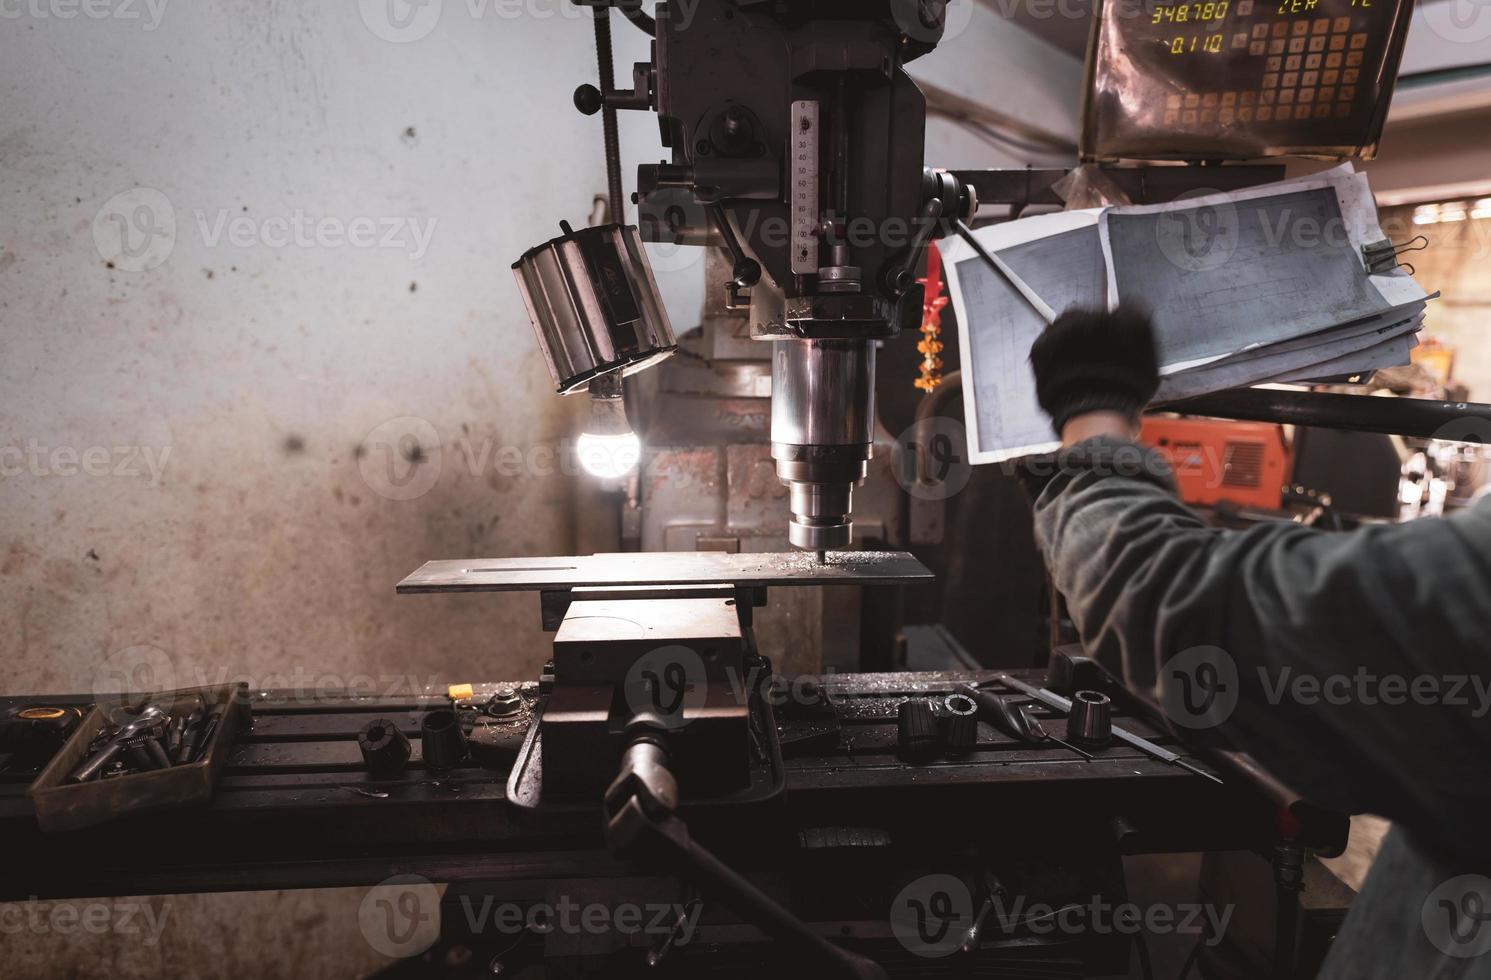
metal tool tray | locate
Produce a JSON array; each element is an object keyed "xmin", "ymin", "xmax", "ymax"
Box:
[{"xmin": 27, "ymin": 683, "xmax": 249, "ymax": 833}]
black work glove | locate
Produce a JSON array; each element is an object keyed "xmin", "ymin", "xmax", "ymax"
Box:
[{"xmin": 1029, "ymin": 305, "xmax": 1160, "ymax": 435}]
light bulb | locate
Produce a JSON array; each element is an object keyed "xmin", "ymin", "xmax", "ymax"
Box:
[
  {"xmin": 578, "ymin": 431, "xmax": 641, "ymax": 479},
  {"xmin": 578, "ymin": 372, "xmax": 639, "ymax": 479}
]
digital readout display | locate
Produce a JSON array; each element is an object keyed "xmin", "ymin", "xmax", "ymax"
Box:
[{"xmin": 1085, "ymin": 0, "xmax": 1410, "ymax": 158}]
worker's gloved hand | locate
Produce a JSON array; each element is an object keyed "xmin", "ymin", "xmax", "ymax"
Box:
[{"xmin": 1029, "ymin": 305, "xmax": 1160, "ymax": 435}]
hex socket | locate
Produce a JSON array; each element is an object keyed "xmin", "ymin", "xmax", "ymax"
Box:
[
  {"xmin": 1068, "ymin": 690, "xmax": 1113, "ymax": 746},
  {"xmin": 941, "ymin": 693, "xmax": 979, "ymax": 756},
  {"xmin": 420, "ymin": 709, "xmax": 468, "ymax": 772}
]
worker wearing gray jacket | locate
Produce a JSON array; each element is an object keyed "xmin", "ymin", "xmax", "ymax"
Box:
[{"xmin": 1026, "ymin": 306, "xmax": 1491, "ymax": 979}]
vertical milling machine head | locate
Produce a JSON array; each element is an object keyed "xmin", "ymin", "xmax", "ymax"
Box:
[
  {"xmin": 519, "ymin": 0, "xmax": 973, "ymax": 546},
  {"xmin": 639, "ymin": 0, "xmax": 974, "ymax": 550}
]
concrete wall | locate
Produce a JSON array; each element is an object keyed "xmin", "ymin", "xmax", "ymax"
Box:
[
  {"xmin": 0, "ymin": 3, "xmax": 1079, "ymax": 976},
  {"xmin": 0, "ymin": 0, "xmax": 705, "ymax": 702},
  {"xmin": 2, "ymin": 4, "xmax": 670, "ymax": 974}
]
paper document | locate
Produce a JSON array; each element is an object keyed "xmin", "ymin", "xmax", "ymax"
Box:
[
  {"xmin": 941, "ymin": 164, "xmax": 1433, "ymax": 464},
  {"xmin": 942, "ymin": 211, "xmax": 1101, "ymax": 463}
]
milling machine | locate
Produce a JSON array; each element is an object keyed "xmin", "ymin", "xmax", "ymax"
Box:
[
  {"xmin": 489, "ymin": 0, "xmax": 1449, "ymax": 861},
  {"xmin": 17, "ymin": 4, "xmax": 1491, "ymax": 979},
  {"xmin": 515, "ymin": 0, "xmax": 976, "ymax": 556}
]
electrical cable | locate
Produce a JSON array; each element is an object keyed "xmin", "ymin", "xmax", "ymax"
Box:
[
  {"xmin": 928, "ymin": 107, "xmax": 1075, "ymax": 159},
  {"xmin": 968, "ymin": 120, "xmax": 1069, "ymax": 157},
  {"xmin": 1397, "ymin": 60, "xmax": 1491, "ymax": 88}
]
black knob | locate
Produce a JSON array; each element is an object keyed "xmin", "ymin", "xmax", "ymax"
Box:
[
  {"xmin": 573, "ymin": 84, "xmax": 603, "ymax": 116},
  {"xmin": 420, "ymin": 708, "xmax": 468, "ymax": 772},
  {"xmin": 732, "ymin": 257, "xmax": 762, "ymax": 287},
  {"xmin": 358, "ymin": 718, "xmax": 411, "ymax": 777}
]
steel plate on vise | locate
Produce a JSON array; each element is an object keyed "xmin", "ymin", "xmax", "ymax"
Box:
[{"xmin": 397, "ymin": 551, "xmax": 933, "ymax": 594}]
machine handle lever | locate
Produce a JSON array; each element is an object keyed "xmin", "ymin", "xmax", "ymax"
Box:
[
  {"xmin": 708, "ymin": 204, "xmax": 762, "ymax": 287},
  {"xmin": 605, "ymin": 728, "xmax": 887, "ymax": 980},
  {"xmin": 884, "ymin": 197, "xmax": 943, "ymax": 295}
]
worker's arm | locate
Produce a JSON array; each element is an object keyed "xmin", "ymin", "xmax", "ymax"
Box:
[{"xmin": 1027, "ymin": 308, "xmax": 1491, "ymax": 856}]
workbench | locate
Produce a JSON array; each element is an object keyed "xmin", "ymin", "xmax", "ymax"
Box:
[{"xmin": 0, "ymin": 669, "xmax": 1338, "ymax": 903}]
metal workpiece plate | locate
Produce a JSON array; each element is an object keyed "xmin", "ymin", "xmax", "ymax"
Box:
[{"xmin": 396, "ymin": 551, "xmax": 933, "ymax": 594}]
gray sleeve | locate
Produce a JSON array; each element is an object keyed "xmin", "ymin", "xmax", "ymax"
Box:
[{"xmin": 1032, "ymin": 437, "xmax": 1491, "ymax": 843}]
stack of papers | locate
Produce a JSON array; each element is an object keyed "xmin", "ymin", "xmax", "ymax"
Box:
[{"xmin": 941, "ymin": 164, "xmax": 1434, "ymax": 464}]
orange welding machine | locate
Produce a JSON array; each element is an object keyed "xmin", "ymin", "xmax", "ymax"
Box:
[{"xmin": 1140, "ymin": 417, "xmax": 1292, "ymax": 510}]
